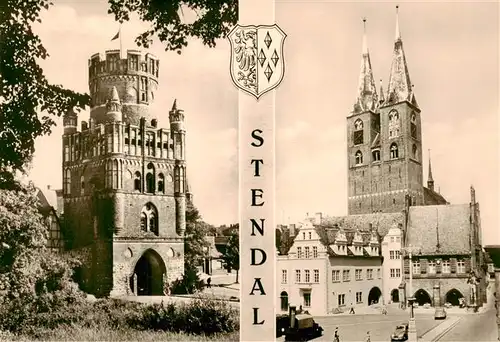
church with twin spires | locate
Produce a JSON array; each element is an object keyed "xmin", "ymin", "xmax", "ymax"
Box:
[
  {"xmin": 61, "ymin": 48, "xmax": 190, "ymax": 297},
  {"xmin": 276, "ymin": 7, "xmax": 486, "ymax": 316}
]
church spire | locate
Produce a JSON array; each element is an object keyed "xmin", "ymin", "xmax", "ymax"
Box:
[
  {"xmin": 379, "ymin": 78, "xmax": 385, "ymax": 104},
  {"xmin": 427, "ymin": 149, "xmax": 435, "ymax": 191},
  {"xmin": 385, "ymin": 5, "xmax": 417, "ymax": 107},
  {"xmin": 353, "ymin": 18, "xmax": 378, "ymax": 114}
]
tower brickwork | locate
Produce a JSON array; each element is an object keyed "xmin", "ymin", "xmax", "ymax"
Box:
[
  {"xmin": 62, "ymin": 50, "xmax": 186, "ymax": 297},
  {"xmin": 347, "ymin": 14, "xmax": 425, "ymax": 215}
]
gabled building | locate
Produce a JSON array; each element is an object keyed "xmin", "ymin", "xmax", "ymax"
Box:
[
  {"xmin": 277, "ymin": 218, "xmax": 385, "ymax": 316},
  {"xmin": 402, "ymin": 187, "xmax": 486, "ymax": 309},
  {"xmin": 36, "ymin": 186, "xmax": 64, "ymax": 252}
]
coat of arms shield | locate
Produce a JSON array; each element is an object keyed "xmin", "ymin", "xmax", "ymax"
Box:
[{"xmin": 228, "ymin": 24, "xmax": 286, "ymax": 99}]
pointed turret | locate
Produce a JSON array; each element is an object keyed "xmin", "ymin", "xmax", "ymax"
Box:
[
  {"xmin": 384, "ymin": 6, "xmax": 417, "ymax": 107},
  {"xmin": 427, "ymin": 149, "xmax": 434, "ymax": 191},
  {"xmin": 353, "ymin": 18, "xmax": 378, "ymax": 114},
  {"xmin": 105, "ymin": 86, "xmax": 122, "ymax": 122},
  {"xmin": 379, "ymin": 78, "xmax": 385, "ymax": 104}
]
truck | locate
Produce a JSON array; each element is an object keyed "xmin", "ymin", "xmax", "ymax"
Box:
[{"xmin": 284, "ymin": 306, "xmax": 323, "ymax": 341}]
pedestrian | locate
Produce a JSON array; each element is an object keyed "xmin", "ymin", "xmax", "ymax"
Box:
[
  {"xmin": 299, "ymin": 305, "xmax": 303, "ymax": 313},
  {"xmin": 349, "ymin": 304, "xmax": 355, "ymax": 314},
  {"xmin": 365, "ymin": 331, "xmax": 371, "ymax": 342},
  {"xmin": 333, "ymin": 327, "xmax": 340, "ymax": 342},
  {"xmin": 207, "ymin": 277, "xmax": 211, "ymax": 288}
]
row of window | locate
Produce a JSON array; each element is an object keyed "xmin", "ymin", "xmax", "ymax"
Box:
[
  {"xmin": 301, "ymin": 231, "xmax": 313, "ymax": 240},
  {"xmin": 411, "ymin": 259, "xmax": 466, "ymax": 274},
  {"xmin": 296, "ymin": 246, "xmax": 318, "ymax": 259},
  {"xmin": 389, "ymin": 250, "xmax": 401, "ymax": 259},
  {"xmin": 354, "ymin": 143, "xmax": 408, "ymax": 166},
  {"xmin": 332, "ymin": 268, "xmax": 380, "ymax": 282},
  {"xmin": 63, "ymin": 129, "xmax": 183, "ymax": 163},
  {"xmin": 352, "ymin": 112, "xmax": 417, "ymax": 146},
  {"xmin": 281, "ymin": 269, "xmax": 320, "ymax": 284},
  {"xmin": 63, "ymin": 164, "xmax": 185, "ymax": 195},
  {"xmin": 90, "ymin": 54, "xmax": 159, "ymax": 78}
]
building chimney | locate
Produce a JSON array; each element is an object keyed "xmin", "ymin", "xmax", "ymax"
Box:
[{"xmin": 315, "ymin": 212, "xmax": 323, "ymax": 225}]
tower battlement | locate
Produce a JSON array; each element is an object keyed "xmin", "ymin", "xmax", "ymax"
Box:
[
  {"xmin": 88, "ymin": 49, "xmax": 160, "ymax": 126},
  {"xmin": 88, "ymin": 49, "xmax": 159, "ymax": 82}
]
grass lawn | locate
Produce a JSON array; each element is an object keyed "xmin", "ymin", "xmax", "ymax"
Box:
[{"xmin": 0, "ymin": 325, "xmax": 240, "ymax": 341}]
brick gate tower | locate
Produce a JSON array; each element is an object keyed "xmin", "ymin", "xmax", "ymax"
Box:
[{"xmin": 62, "ymin": 49, "xmax": 186, "ymax": 297}]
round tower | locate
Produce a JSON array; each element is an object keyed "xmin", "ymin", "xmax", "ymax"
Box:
[
  {"xmin": 63, "ymin": 107, "xmax": 78, "ymax": 135},
  {"xmin": 88, "ymin": 49, "xmax": 159, "ymax": 126}
]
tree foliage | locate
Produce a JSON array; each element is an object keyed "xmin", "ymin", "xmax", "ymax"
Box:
[
  {"xmin": 184, "ymin": 200, "xmax": 211, "ymax": 271},
  {"xmin": 221, "ymin": 231, "xmax": 239, "ymax": 283},
  {"xmin": 107, "ymin": 0, "xmax": 238, "ymax": 53},
  {"xmin": 0, "ymin": 183, "xmax": 84, "ymax": 331},
  {"xmin": 0, "ymin": 0, "xmax": 90, "ymax": 179}
]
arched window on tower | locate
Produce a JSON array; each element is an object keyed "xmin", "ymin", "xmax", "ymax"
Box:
[
  {"xmin": 179, "ymin": 167, "xmax": 185, "ymax": 193},
  {"xmin": 390, "ymin": 143, "xmax": 399, "ymax": 159},
  {"xmin": 388, "ymin": 111, "xmax": 400, "ymax": 138},
  {"xmin": 353, "ymin": 119, "xmax": 364, "ymax": 145},
  {"xmin": 158, "ymin": 173, "xmax": 165, "ymax": 193},
  {"xmin": 140, "ymin": 203, "xmax": 158, "ymax": 236},
  {"xmin": 113, "ymin": 160, "xmax": 119, "ymax": 188},
  {"xmin": 140, "ymin": 212, "xmax": 147, "ymax": 232},
  {"xmin": 80, "ymin": 175, "xmax": 85, "ymax": 195},
  {"xmin": 355, "ymin": 151, "xmax": 363, "ymax": 165},
  {"xmin": 372, "ymin": 149, "xmax": 381, "ymax": 162},
  {"xmin": 64, "ymin": 169, "xmax": 71, "ymax": 195},
  {"xmin": 412, "ymin": 144, "xmax": 417, "ymax": 160},
  {"xmin": 411, "ymin": 113, "xmax": 418, "ymax": 139},
  {"xmin": 134, "ymin": 171, "xmax": 141, "ymax": 191},
  {"xmin": 146, "ymin": 163, "xmax": 155, "ymax": 193}
]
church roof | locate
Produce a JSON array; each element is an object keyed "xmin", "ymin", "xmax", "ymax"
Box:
[
  {"xmin": 319, "ymin": 212, "xmax": 404, "ymax": 237},
  {"xmin": 406, "ymin": 204, "xmax": 471, "ymax": 256},
  {"xmin": 423, "ymin": 187, "xmax": 449, "ymax": 205}
]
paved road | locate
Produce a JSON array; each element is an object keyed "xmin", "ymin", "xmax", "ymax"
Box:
[
  {"xmin": 277, "ymin": 309, "xmax": 443, "ymax": 342},
  {"xmin": 438, "ymin": 306, "xmax": 497, "ymax": 341}
]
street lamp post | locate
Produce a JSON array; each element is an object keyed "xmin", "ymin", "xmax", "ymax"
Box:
[{"xmin": 402, "ymin": 244, "xmax": 421, "ymax": 342}]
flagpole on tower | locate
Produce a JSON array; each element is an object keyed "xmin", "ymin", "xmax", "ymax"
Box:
[{"xmin": 119, "ymin": 23, "xmax": 122, "ymax": 58}]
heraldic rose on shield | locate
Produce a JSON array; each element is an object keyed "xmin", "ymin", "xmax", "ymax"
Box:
[{"xmin": 228, "ymin": 24, "xmax": 286, "ymax": 99}]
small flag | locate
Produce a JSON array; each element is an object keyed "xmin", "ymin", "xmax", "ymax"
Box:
[{"xmin": 111, "ymin": 30, "xmax": 120, "ymax": 41}]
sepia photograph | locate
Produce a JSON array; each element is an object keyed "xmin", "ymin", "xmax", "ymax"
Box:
[
  {"xmin": 275, "ymin": 2, "xmax": 498, "ymax": 341},
  {"xmin": 0, "ymin": 0, "xmax": 240, "ymax": 341}
]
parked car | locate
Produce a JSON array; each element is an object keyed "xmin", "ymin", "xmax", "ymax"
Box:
[
  {"xmin": 391, "ymin": 322, "xmax": 409, "ymax": 342},
  {"xmin": 434, "ymin": 307, "xmax": 447, "ymax": 320},
  {"xmin": 284, "ymin": 313, "xmax": 323, "ymax": 341}
]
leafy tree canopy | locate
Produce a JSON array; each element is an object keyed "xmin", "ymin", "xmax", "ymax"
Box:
[
  {"xmin": 221, "ymin": 231, "xmax": 239, "ymax": 283},
  {"xmin": 184, "ymin": 200, "xmax": 210, "ymax": 270},
  {"xmin": 0, "ymin": 183, "xmax": 84, "ymax": 332},
  {"xmin": 0, "ymin": 0, "xmax": 90, "ymax": 180},
  {"xmin": 108, "ymin": 0, "xmax": 238, "ymax": 53}
]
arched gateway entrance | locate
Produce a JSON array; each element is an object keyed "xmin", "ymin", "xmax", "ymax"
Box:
[
  {"xmin": 391, "ymin": 289, "xmax": 399, "ymax": 303},
  {"xmin": 445, "ymin": 289, "xmax": 464, "ymax": 306},
  {"xmin": 130, "ymin": 249, "xmax": 167, "ymax": 296},
  {"xmin": 368, "ymin": 287, "xmax": 382, "ymax": 305},
  {"xmin": 414, "ymin": 289, "xmax": 432, "ymax": 306}
]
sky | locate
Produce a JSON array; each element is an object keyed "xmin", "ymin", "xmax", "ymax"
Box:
[
  {"xmin": 275, "ymin": 1, "xmax": 499, "ymax": 244},
  {"xmin": 28, "ymin": 0, "xmax": 238, "ymax": 226}
]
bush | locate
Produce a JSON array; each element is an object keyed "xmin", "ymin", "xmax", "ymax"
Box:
[
  {"xmin": 0, "ymin": 295, "xmax": 239, "ymax": 338},
  {"xmin": 135, "ymin": 296, "xmax": 239, "ymax": 335},
  {"xmin": 170, "ymin": 265, "xmax": 204, "ymax": 295}
]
